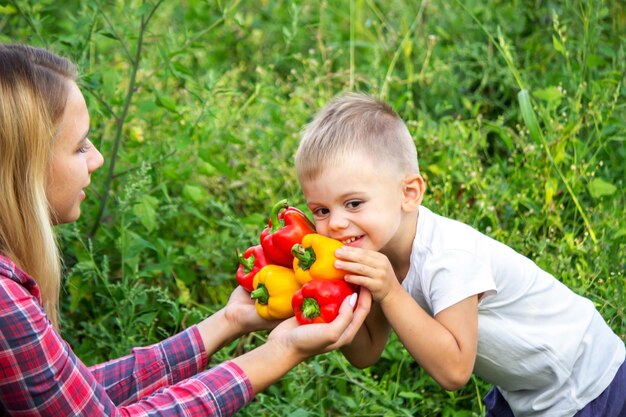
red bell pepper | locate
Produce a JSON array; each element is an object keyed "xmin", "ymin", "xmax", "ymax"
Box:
[
  {"xmin": 260, "ymin": 199, "xmax": 316, "ymax": 268},
  {"xmin": 236, "ymin": 245, "xmax": 269, "ymax": 292},
  {"xmin": 292, "ymin": 279, "xmax": 356, "ymax": 325}
]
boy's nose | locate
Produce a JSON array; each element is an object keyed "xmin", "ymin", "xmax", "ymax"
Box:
[{"xmin": 328, "ymin": 212, "xmax": 349, "ymax": 231}]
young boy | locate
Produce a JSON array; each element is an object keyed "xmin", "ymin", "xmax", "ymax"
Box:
[{"xmin": 294, "ymin": 92, "xmax": 625, "ymax": 416}]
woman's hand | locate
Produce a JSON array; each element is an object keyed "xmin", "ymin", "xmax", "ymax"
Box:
[
  {"xmin": 232, "ymin": 288, "xmax": 371, "ymax": 394},
  {"xmin": 196, "ymin": 286, "xmax": 281, "ymax": 356},
  {"xmin": 223, "ymin": 286, "xmax": 281, "ymax": 335},
  {"xmin": 268, "ymin": 288, "xmax": 372, "ymax": 359}
]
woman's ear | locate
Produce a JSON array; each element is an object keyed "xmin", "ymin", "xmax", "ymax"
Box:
[{"xmin": 401, "ymin": 174, "xmax": 425, "ymax": 212}]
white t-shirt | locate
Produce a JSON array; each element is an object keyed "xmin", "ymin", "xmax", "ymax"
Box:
[{"xmin": 402, "ymin": 206, "xmax": 625, "ymax": 417}]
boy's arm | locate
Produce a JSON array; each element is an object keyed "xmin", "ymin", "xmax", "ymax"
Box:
[
  {"xmin": 380, "ymin": 288, "xmax": 479, "ymax": 391},
  {"xmin": 335, "ymin": 246, "xmax": 479, "ymax": 390},
  {"xmin": 339, "ymin": 299, "xmax": 391, "ymax": 368}
]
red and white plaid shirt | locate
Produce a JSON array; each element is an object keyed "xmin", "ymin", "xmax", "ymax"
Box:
[{"xmin": 0, "ymin": 255, "xmax": 253, "ymax": 416}]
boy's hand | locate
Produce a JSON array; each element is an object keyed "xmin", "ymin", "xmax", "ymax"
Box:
[{"xmin": 334, "ymin": 246, "xmax": 403, "ymax": 304}]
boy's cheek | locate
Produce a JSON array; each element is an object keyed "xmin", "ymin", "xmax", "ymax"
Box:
[{"xmin": 312, "ymin": 222, "xmax": 328, "ymax": 236}]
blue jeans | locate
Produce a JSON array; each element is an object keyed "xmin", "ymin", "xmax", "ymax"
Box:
[{"xmin": 483, "ymin": 359, "xmax": 626, "ymax": 416}]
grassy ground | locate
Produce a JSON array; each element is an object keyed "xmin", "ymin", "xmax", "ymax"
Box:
[{"xmin": 2, "ymin": 0, "xmax": 624, "ymax": 415}]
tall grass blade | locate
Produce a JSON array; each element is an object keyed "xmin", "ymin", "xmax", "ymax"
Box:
[{"xmin": 518, "ymin": 89, "xmax": 597, "ymax": 244}]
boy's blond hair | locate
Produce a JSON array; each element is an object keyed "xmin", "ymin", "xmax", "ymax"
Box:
[
  {"xmin": 295, "ymin": 92, "xmax": 419, "ymax": 181},
  {"xmin": 0, "ymin": 44, "xmax": 77, "ymax": 330}
]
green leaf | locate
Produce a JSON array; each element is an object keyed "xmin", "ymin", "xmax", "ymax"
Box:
[
  {"xmin": 545, "ymin": 177, "xmax": 558, "ymax": 206},
  {"xmin": 67, "ymin": 274, "xmax": 88, "ymax": 313},
  {"xmin": 156, "ymin": 96, "xmax": 178, "ymax": 112},
  {"xmin": 175, "ymin": 278, "xmax": 191, "ymax": 305},
  {"xmin": 98, "ymin": 29, "xmax": 118, "ymax": 40},
  {"xmin": 588, "ymin": 178, "xmax": 617, "ymax": 199},
  {"xmin": 0, "ymin": 5, "xmax": 17, "ymax": 14},
  {"xmin": 126, "ymin": 231, "xmax": 158, "ymax": 258},
  {"xmin": 132, "ymin": 195, "xmax": 159, "ymax": 231},
  {"xmin": 399, "ymin": 391, "xmax": 423, "ymax": 399},
  {"xmin": 198, "ymin": 161, "xmax": 217, "ymax": 177},
  {"xmin": 518, "ymin": 89, "xmax": 543, "ymax": 145},
  {"xmin": 182, "ymin": 184, "xmax": 209, "ymax": 203},
  {"xmin": 552, "ymin": 35, "xmax": 564, "ymax": 53},
  {"xmin": 533, "ymin": 86, "xmax": 563, "ymax": 103},
  {"xmin": 135, "ymin": 311, "xmax": 158, "ymax": 326}
]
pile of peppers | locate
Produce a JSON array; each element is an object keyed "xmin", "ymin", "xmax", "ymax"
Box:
[{"xmin": 235, "ymin": 199, "xmax": 357, "ymax": 324}]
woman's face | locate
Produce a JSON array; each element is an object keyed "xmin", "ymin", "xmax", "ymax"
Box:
[{"xmin": 46, "ymin": 81, "xmax": 103, "ymax": 225}]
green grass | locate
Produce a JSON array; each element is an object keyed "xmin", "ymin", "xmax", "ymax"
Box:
[{"xmin": 2, "ymin": 0, "xmax": 624, "ymax": 415}]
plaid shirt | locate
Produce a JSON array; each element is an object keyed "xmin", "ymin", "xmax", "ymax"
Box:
[{"xmin": 0, "ymin": 255, "xmax": 253, "ymax": 416}]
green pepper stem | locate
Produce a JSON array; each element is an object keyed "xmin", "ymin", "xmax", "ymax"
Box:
[
  {"xmin": 301, "ymin": 297, "xmax": 321, "ymax": 319},
  {"xmin": 237, "ymin": 251, "xmax": 255, "ymax": 274},
  {"xmin": 269, "ymin": 199, "xmax": 289, "ymax": 233},
  {"xmin": 250, "ymin": 284, "xmax": 269, "ymax": 304},
  {"xmin": 291, "ymin": 244, "xmax": 316, "ymax": 270}
]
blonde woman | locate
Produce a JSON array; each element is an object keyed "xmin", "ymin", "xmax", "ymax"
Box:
[{"xmin": 0, "ymin": 44, "xmax": 370, "ymax": 416}]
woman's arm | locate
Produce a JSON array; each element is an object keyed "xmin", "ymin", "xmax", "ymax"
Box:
[
  {"xmin": 0, "ymin": 277, "xmax": 253, "ymax": 415},
  {"xmin": 89, "ymin": 286, "xmax": 275, "ymax": 405},
  {"xmin": 1, "ymin": 276, "xmax": 369, "ymax": 415}
]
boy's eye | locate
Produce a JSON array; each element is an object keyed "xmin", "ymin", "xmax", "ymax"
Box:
[
  {"xmin": 346, "ymin": 200, "xmax": 362, "ymax": 209},
  {"xmin": 312, "ymin": 207, "xmax": 330, "ymax": 217}
]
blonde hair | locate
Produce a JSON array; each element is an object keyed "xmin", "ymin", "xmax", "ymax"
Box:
[
  {"xmin": 295, "ymin": 92, "xmax": 419, "ymax": 182},
  {"xmin": 0, "ymin": 44, "xmax": 77, "ymax": 329}
]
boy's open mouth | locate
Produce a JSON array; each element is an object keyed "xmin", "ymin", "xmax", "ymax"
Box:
[{"xmin": 341, "ymin": 235, "xmax": 363, "ymax": 245}]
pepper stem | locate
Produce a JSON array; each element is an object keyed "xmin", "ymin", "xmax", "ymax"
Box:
[
  {"xmin": 291, "ymin": 244, "xmax": 316, "ymax": 270},
  {"xmin": 237, "ymin": 251, "xmax": 255, "ymax": 274},
  {"xmin": 301, "ymin": 297, "xmax": 321, "ymax": 319},
  {"xmin": 250, "ymin": 284, "xmax": 269, "ymax": 304},
  {"xmin": 269, "ymin": 199, "xmax": 289, "ymax": 233}
]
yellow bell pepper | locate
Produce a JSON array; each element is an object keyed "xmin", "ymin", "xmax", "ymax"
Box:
[
  {"xmin": 291, "ymin": 233, "xmax": 345, "ymax": 285},
  {"xmin": 250, "ymin": 265, "xmax": 302, "ymax": 320}
]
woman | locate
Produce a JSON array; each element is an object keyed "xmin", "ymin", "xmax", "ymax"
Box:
[{"xmin": 0, "ymin": 43, "xmax": 371, "ymax": 416}]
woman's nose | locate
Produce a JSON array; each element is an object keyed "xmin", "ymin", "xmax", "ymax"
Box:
[{"xmin": 89, "ymin": 146, "xmax": 105, "ymax": 173}]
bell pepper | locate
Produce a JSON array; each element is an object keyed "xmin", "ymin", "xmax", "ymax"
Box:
[
  {"xmin": 291, "ymin": 233, "xmax": 345, "ymax": 285},
  {"xmin": 235, "ymin": 245, "xmax": 269, "ymax": 292},
  {"xmin": 250, "ymin": 265, "xmax": 302, "ymax": 320},
  {"xmin": 292, "ymin": 279, "xmax": 356, "ymax": 325},
  {"xmin": 260, "ymin": 199, "xmax": 316, "ymax": 268}
]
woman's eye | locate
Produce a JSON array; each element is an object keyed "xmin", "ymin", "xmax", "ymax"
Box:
[{"xmin": 78, "ymin": 139, "xmax": 92, "ymax": 154}]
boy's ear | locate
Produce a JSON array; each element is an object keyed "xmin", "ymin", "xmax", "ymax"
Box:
[{"xmin": 401, "ymin": 174, "xmax": 425, "ymax": 212}]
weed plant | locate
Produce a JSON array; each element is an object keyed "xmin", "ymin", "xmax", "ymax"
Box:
[{"xmin": 1, "ymin": 0, "xmax": 624, "ymax": 415}]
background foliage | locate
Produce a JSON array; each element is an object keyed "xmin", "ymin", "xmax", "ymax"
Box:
[{"xmin": 2, "ymin": 0, "xmax": 624, "ymax": 415}]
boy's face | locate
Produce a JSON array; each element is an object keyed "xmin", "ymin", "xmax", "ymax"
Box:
[{"xmin": 300, "ymin": 151, "xmax": 416, "ymax": 254}]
